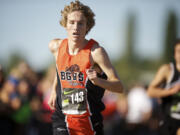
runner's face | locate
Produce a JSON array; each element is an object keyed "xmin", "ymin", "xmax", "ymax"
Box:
[
  {"xmin": 174, "ymin": 44, "xmax": 180, "ymax": 63},
  {"xmin": 66, "ymin": 11, "xmax": 87, "ymax": 42}
]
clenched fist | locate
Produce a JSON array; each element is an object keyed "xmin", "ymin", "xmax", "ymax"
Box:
[{"xmin": 86, "ymin": 68, "xmax": 99, "ymax": 85}]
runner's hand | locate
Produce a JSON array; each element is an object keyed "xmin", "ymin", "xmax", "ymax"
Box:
[
  {"xmin": 48, "ymin": 90, "xmax": 57, "ymax": 110},
  {"xmin": 86, "ymin": 68, "xmax": 99, "ymax": 84},
  {"xmin": 170, "ymin": 83, "xmax": 180, "ymax": 95}
]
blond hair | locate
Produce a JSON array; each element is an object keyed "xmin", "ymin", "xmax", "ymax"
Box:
[{"xmin": 60, "ymin": 1, "xmax": 95, "ymax": 34}]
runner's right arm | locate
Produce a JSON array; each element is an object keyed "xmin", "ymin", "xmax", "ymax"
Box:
[
  {"xmin": 147, "ymin": 64, "xmax": 180, "ymax": 98},
  {"xmin": 48, "ymin": 39, "xmax": 62, "ymax": 110}
]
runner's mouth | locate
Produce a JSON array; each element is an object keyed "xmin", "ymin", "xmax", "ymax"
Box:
[{"xmin": 73, "ymin": 32, "xmax": 80, "ymax": 36}]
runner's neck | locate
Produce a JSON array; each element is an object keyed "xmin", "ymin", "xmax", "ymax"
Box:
[{"xmin": 68, "ymin": 39, "xmax": 88, "ymax": 55}]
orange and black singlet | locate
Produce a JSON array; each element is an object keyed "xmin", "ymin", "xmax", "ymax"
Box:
[{"xmin": 52, "ymin": 39, "xmax": 107, "ymax": 135}]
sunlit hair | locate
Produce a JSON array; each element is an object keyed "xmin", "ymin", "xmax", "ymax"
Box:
[
  {"xmin": 174, "ymin": 39, "xmax": 180, "ymax": 47},
  {"xmin": 173, "ymin": 38, "xmax": 180, "ymax": 54},
  {"xmin": 60, "ymin": 0, "xmax": 95, "ymax": 34}
]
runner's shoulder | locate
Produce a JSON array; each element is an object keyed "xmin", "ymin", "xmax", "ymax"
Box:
[
  {"xmin": 91, "ymin": 43, "xmax": 105, "ymax": 56},
  {"xmin": 159, "ymin": 64, "xmax": 171, "ymax": 73},
  {"xmin": 158, "ymin": 64, "xmax": 171, "ymax": 79},
  {"xmin": 48, "ymin": 39, "xmax": 62, "ymax": 53}
]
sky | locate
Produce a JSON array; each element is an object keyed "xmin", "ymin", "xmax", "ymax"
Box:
[{"xmin": 0, "ymin": 0, "xmax": 180, "ymax": 71}]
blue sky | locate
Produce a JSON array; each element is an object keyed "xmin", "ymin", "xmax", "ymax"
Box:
[{"xmin": 0, "ymin": 0, "xmax": 180, "ymax": 71}]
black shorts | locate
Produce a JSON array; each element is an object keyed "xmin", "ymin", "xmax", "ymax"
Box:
[{"xmin": 159, "ymin": 116, "xmax": 180, "ymax": 135}]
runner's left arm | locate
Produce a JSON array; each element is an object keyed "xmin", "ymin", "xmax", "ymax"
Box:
[{"xmin": 87, "ymin": 46, "xmax": 123, "ymax": 93}]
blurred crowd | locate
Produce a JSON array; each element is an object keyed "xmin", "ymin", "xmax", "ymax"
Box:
[
  {"xmin": 103, "ymin": 85, "xmax": 160, "ymax": 135},
  {"xmin": 0, "ymin": 62, "xmax": 55, "ymax": 135},
  {"xmin": 0, "ymin": 61, "xmax": 161, "ymax": 135}
]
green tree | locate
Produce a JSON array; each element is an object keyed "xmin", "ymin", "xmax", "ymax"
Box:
[
  {"xmin": 6, "ymin": 51, "xmax": 25, "ymax": 73},
  {"xmin": 123, "ymin": 14, "xmax": 136, "ymax": 65},
  {"xmin": 162, "ymin": 11, "xmax": 177, "ymax": 63},
  {"xmin": 113, "ymin": 13, "xmax": 139, "ymax": 88}
]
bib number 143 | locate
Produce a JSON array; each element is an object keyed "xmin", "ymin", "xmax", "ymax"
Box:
[{"xmin": 70, "ymin": 91, "xmax": 84, "ymax": 104}]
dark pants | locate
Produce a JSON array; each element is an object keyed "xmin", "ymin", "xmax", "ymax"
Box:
[{"xmin": 159, "ymin": 116, "xmax": 180, "ymax": 135}]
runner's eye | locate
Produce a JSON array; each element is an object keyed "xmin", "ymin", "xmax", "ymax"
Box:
[{"xmin": 69, "ymin": 21, "xmax": 74, "ymax": 24}]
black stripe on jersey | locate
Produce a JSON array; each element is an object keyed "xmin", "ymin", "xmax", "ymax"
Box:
[
  {"xmin": 51, "ymin": 69, "xmax": 69, "ymax": 135},
  {"xmin": 86, "ymin": 73, "xmax": 107, "ymax": 133},
  {"xmin": 161, "ymin": 62, "xmax": 180, "ymax": 118},
  {"xmin": 170, "ymin": 62, "xmax": 180, "ymax": 83}
]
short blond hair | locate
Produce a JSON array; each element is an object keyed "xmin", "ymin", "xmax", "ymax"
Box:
[{"xmin": 60, "ymin": 1, "xmax": 95, "ymax": 34}]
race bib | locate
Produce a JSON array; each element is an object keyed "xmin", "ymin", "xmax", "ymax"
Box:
[
  {"xmin": 61, "ymin": 88, "xmax": 87, "ymax": 115},
  {"xmin": 171, "ymin": 102, "xmax": 180, "ymax": 113}
]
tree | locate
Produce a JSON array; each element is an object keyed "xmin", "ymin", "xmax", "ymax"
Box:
[{"xmin": 163, "ymin": 11, "xmax": 178, "ymax": 63}]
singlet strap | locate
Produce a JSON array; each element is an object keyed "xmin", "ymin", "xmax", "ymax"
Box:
[
  {"xmin": 167, "ymin": 62, "xmax": 174, "ymax": 84},
  {"xmin": 171, "ymin": 62, "xmax": 180, "ymax": 82},
  {"xmin": 84, "ymin": 39, "xmax": 98, "ymax": 50},
  {"xmin": 56, "ymin": 39, "xmax": 68, "ymax": 63},
  {"xmin": 58, "ymin": 39, "xmax": 68, "ymax": 52}
]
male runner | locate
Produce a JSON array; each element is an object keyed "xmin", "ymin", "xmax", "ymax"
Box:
[
  {"xmin": 148, "ymin": 39, "xmax": 180, "ymax": 135},
  {"xmin": 48, "ymin": 1, "xmax": 123, "ymax": 135}
]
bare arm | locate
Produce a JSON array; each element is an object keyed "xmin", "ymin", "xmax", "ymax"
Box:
[
  {"xmin": 147, "ymin": 64, "xmax": 180, "ymax": 98},
  {"xmin": 48, "ymin": 75, "xmax": 58, "ymax": 110},
  {"xmin": 48, "ymin": 39, "xmax": 62, "ymax": 59},
  {"xmin": 87, "ymin": 46, "xmax": 123, "ymax": 93},
  {"xmin": 48, "ymin": 39, "xmax": 62, "ymax": 90},
  {"xmin": 48, "ymin": 39, "xmax": 62, "ymax": 109},
  {"xmin": 51, "ymin": 75, "xmax": 58, "ymax": 93}
]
